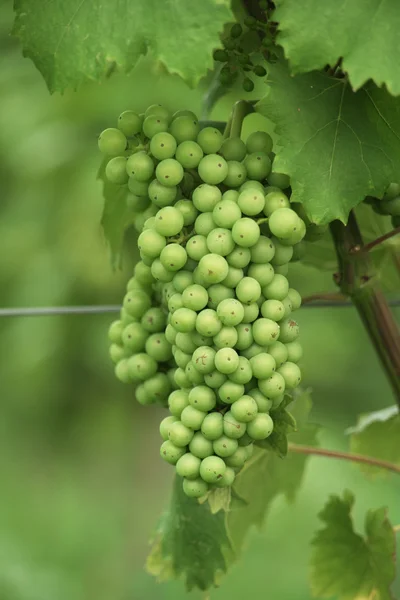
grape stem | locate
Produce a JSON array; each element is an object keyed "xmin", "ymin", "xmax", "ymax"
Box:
[
  {"xmin": 302, "ymin": 292, "xmax": 347, "ymax": 304},
  {"xmin": 349, "ymin": 226, "xmax": 400, "ymax": 254},
  {"xmin": 330, "ymin": 212, "xmax": 400, "ymax": 406},
  {"xmin": 229, "ymin": 100, "xmax": 254, "ymax": 139},
  {"xmin": 288, "ymin": 443, "xmax": 400, "ymax": 475}
]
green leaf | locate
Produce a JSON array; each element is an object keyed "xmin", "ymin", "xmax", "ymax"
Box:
[
  {"xmin": 257, "ymin": 61, "xmax": 400, "ymax": 224},
  {"xmin": 226, "ymin": 390, "xmax": 319, "ymax": 552},
  {"xmin": 257, "ymin": 395, "xmax": 296, "ymax": 458},
  {"xmin": 274, "ymin": 0, "xmax": 400, "ymax": 97},
  {"xmin": 12, "ymin": 0, "xmax": 233, "ymax": 92},
  {"xmin": 97, "ymin": 160, "xmax": 132, "ymax": 269},
  {"xmin": 349, "ymin": 408, "xmax": 400, "ymax": 476},
  {"xmin": 207, "ymin": 487, "xmax": 232, "ymax": 514},
  {"xmin": 146, "ymin": 475, "xmax": 234, "ymax": 591},
  {"xmin": 310, "ymin": 491, "xmax": 396, "ymax": 600}
]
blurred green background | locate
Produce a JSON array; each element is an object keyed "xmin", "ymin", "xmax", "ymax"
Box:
[{"xmin": 0, "ymin": 3, "xmax": 399, "ymax": 599}]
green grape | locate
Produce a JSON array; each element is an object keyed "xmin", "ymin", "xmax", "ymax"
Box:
[
  {"xmin": 384, "ymin": 182, "xmax": 400, "ymax": 199},
  {"xmin": 258, "ymin": 372, "xmax": 285, "ymax": 398},
  {"xmin": 243, "ymin": 78, "xmax": 255, "ymax": 92},
  {"xmin": 232, "ymin": 218, "xmax": 260, "ymax": 247},
  {"xmin": 243, "ymin": 302, "xmax": 261, "ymax": 324},
  {"xmin": 278, "ymin": 361, "xmax": 302, "ymax": 388},
  {"xmin": 135, "ymin": 385, "xmax": 154, "ymax": 407},
  {"xmin": 222, "ymin": 266, "xmax": 244, "ymax": 288},
  {"xmin": 279, "ymin": 318, "xmax": 300, "ymax": 343},
  {"xmin": 156, "ymin": 158, "xmax": 184, "ymax": 187},
  {"xmin": 182, "ymin": 477, "xmax": 209, "ymax": 498},
  {"xmin": 206, "ymin": 228, "xmax": 235, "ymax": 256},
  {"xmin": 246, "ymin": 131, "xmax": 273, "ymax": 154},
  {"xmin": 142, "ymin": 115, "xmax": 169, "ymax": 138},
  {"xmin": 269, "ymin": 208, "xmax": 302, "ymax": 239},
  {"xmin": 213, "ymin": 435, "xmax": 239, "ymax": 458},
  {"xmin": 144, "ymin": 104, "xmax": 171, "ymax": 121},
  {"xmin": 108, "ymin": 320, "xmax": 124, "ymax": 344},
  {"xmin": 192, "ymin": 346, "xmax": 216, "ymax": 374},
  {"xmin": 281, "ymin": 296, "xmax": 292, "ymax": 318},
  {"xmin": 200, "ymin": 456, "xmax": 226, "ymax": 483},
  {"xmin": 167, "ymin": 368, "xmax": 178, "ymax": 389},
  {"xmin": 123, "ymin": 290, "xmax": 151, "ymax": 318},
  {"xmin": 115, "ymin": 359, "xmax": 132, "ymax": 383},
  {"xmin": 381, "ymin": 196, "xmax": 400, "ymax": 216},
  {"xmin": 285, "ymin": 340, "xmax": 303, "ymax": 363},
  {"xmin": 213, "ymin": 200, "xmax": 242, "ymax": 228},
  {"xmin": 194, "ymin": 212, "xmax": 216, "ymax": 236},
  {"xmin": 134, "ymin": 261, "xmax": 155, "ymax": 284},
  {"xmin": 271, "ymin": 394, "xmax": 285, "ymax": 409},
  {"xmin": 149, "ymin": 131, "xmax": 177, "ymax": 160},
  {"xmin": 117, "ymin": 111, "xmax": 142, "ymax": 137},
  {"xmin": 238, "ymin": 188, "xmax": 265, "ymax": 216},
  {"xmin": 174, "ymin": 348, "xmax": 191, "ymax": 369},
  {"xmin": 268, "ymin": 341, "xmax": 288, "ymax": 368},
  {"xmin": 185, "ymin": 360, "xmax": 205, "ymax": 384},
  {"xmin": 215, "ymin": 348, "xmax": 240, "ymax": 374},
  {"xmin": 105, "ymin": 156, "xmax": 129, "ymax": 184},
  {"xmin": 225, "ymin": 446, "xmax": 248, "ymax": 468},
  {"xmin": 171, "ymin": 307, "xmax": 197, "ymax": 332},
  {"xmin": 249, "ymin": 352, "xmax": 276, "ymax": 379},
  {"xmin": 168, "ymin": 421, "xmax": 194, "ymax": 447},
  {"xmin": 198, "ymin": 253, "xmax": 229, "ymax": 284},
  {"xmin": 126, "ymin": 151, "xmax": 154, "ymax": 181},
  {"xmin": 274, "ymin": 264, "xmax": 289, "ymax": 276},
  {"xmin": 145, "ymin": 333, "xmax": 173, "ymax": 362},
  {"xmin": 217, "ymin": 298, "xmax": 245, "ymax": 326},
  {"xmin": 277, "ymin": 220, "xmax": 306, "ymax": 245},
  {"xmin": 197, "ymin": 127, "xmax": 223, "ymax": 154},
  {"xmin": 126, "ymin": 193, "xmax": 151, "ymax": 212},
  {"xmin": 264, "ymin": 191, "xmax": 290, "ymax": 216},
  {"xmin": 223, "ymin": 411, "xmax": 246, "ymax": 439},
  {"xmin": 176, "ymin": 453, "xmax": 201, "ymax": 479},
  {"xmin": 218, "ymin": 381, "xmax": 245, "ymax": 404},
  {"xmin": 193, "ymin": 184, "xmax": 222, "ymax": 212},
  {"xmin": 223, "ymin": 161, "xmax": 247, "ymax": 188},
  {"xmin": 173, "ymin": 270, "xmax": 194, "ymax": 292},
  {"xmin": 235, "ymin": 323, "xmax": 254, "ymax": 350},
  {"xmin": 172, "ymin": 109, "xmax": 198, "ymax": 120},
  {"xmin": 230, "ymin": 22, "xmax": 243, "ymax": 37},
  {"xmin": 186, "ymin": 235, "xmax": 208, "ymax": 261},
  {"xmin": 268, "ymin": 171, "xmax": 290, "ymax": 189},
  {"xmin": 198, "ymin": 154, "xmax": 229, "ymax": 185},
  {"xmin": 222, "ymin": 189, "xmax": 240, "ymax": 203},
  {"xmin": 236, "ymin": 277, "xmax": 262, "ymax": 304},
  {"xmin": 263, "ymin": 274, "xmax": 289, "ymax": 301},
  {"xmin": 240, "ymin": 180, "xmax": 265, "ymax": 194},
  {"xmin": 244, "ymin": 152, "xmax": 271, "ymax": 180},
  {"xmin": 248, "ymin": 388, "xmax": 273, "ymax": 412},
  {"xmin": 144, "ymin": 372, "xmax": 171, "ymax": 403},
  {"xmin": 138, "ymin": 228, "xmax": 166, "ymax": 258},
  {"xmin": 204, "ymin": 370, "xmax": 227, "ymax": 389},
  {"xmin": 207, "ymin": 284, "xmax": 234, "ymax": 310},
  {"xmin": 182, "ymin": 284, "xmax": 208, "ymax": 311},
  {"xmin": 189, "ymin": 432, "xmax": 214, "ymax": 459},
  {"xmin": 252, "ymin": 318, "xmax": 280, "ymax": 345},
  {"xmin": 201, "ymin": 413, "xmax": 224, "ymax": 441},
  {"xmin": 168, "ymin": 389, "xmax": 190, "ymax": 416},
  {"xmin": 247, "ymin": 413, "xmax": 274, "ymax": 440},
  {"xmin": 261, "ymin": 299, "xmax": 285, "ymax": 321},
  {"xmin": 181, "ymin": 405, "xmax": 207, "ymax": 430},
  {"xmin": 120, "ymin": 322, "xmax": 147, "ymax": 353},
  {"xmin": 175, "ymin": 140, "xmax": 204, "ymax": 169},
  {"xmin": 151, "ymin": 259, "xmax": 175, "ymax": 282},
  {"xmin": 189, "ymin": 385, "xmax": 217, "ymax": 412},
  {"xmin": 109, "ymin": 343, "xmax": 129, "ymax": 363},
  {"xmin": 140, "ymin": 308, "xmax": 166, "ymax": 333},
  {"xmin": 127, "ymin": 353, "xmax": 157, "ymax": 381},
  {"xmin": 196, "ymin": 309, "xmax": 222, "ymax": 336},
  {"xmin": 220, "ymin": 137, "xmax": 247, "ymax": 162},
  {"xmin": 270, "ymin": 237, "xmax": 293, "ymax": 265},
  {"xmin": 229, "ymin": 356, "xmax": 253, "ymax": 384},
  {"xmin": 175, "ymin": 200, "xmax": 198, "ymax": 226},
  {"xmin": 160, "ymin": 244, "xmax": 188, "ymax": 271},
  {"xmin": 160, "ymin": 415, "xmax": 179, "ymax": 441},
  {"xmin": 128, "ymin": 175, "xmax": 149, "ymax": 197},
  {"xmin": 98, "ymin": 128, "xmax": 127, "ymax": 156},
  {"xmin": 154, "ymin": 206, "xmax": 184, "ymax": 236},
  {"xmin": 213, "ymin": 48, "xmax": 229, "ymax": 62},
  {"xmin": 160, "ymin": 440, "xmax": 186, "ymax": 465},
  {"xmin": 148, "ymin": 179, "xmax": 177, "ymax": 208},
  {"xmin": 247, "ymin": 263, "xmax": 274, "ymax": 286},
  {"xmin": 213, "ymin": 326, "xmax": 238, "ymax": 349},
  {"xmin": 226, "ymin": 246, "xmax": 251, "ymax": 268},
  {"xmin": 169, "ymin": 115, "xmax": 200, "ymax": 144}
]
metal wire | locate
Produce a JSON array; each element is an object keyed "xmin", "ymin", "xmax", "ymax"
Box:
[{"xmin": 0, "ymin": 299, "xmax": 399, "ymax": 318}]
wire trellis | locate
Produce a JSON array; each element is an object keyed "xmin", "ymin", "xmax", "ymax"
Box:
[{"xmin": 0, "ymin": 299, "xmax": 399, "ymax": 318}]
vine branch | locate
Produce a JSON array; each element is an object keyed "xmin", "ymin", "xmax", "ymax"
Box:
[
  {"xmin": 288, "ymin": 443, "xmax": 400, "ymax": 475},
  {"xmin": 350, "ymin": 226, "xmax": 400, "ymax": 254}
]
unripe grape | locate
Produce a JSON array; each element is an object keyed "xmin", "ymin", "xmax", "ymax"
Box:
[
  {"xmin": 217, "ymin": 298, "xmax": 245, "ymax": 326},
  {"xmin": 176, "ymin": 453, "xmax": 201, "ymax": 479},
  {"xmin": 229, "ymin": 356, "xmax": 253, "ymax": 384},
  {"xmin": 268, "ymin": 171, "xmax": 290, "ymax": 189},
  {"xmin": 268, "ymin": 341, "xmax": 288, "ymax": 368},
  {"xmin": 213, "ymin": 326, "xmax": 238, "ymax": 349},
  {"xmin": 182, "ymin": 477, "xmax": 209, "ymax": 498},
  {"xmin": 118, "ymin": 111, "xmax": 142, "ymax": 137},
  {"xmin": 197, "ymin": 127, "xmax": 223, "ymax": 154},
  {"xmin": 168, "ymin": 421, "xmax": 194, "ymax": 447},
  {"xmin": 215, "ymin": 347, "xmax": 240, "ymax": 374},
  {"xmin": 248, "ymin": 388, "xmax": 273, "ymax": 412},
  {"xmin": 156, "ymin": 158, "xmax": 184, "ymax": 187},
  {"xmin": 220, "ymin": 137, "xmax": 247, "ymax": 162},
  {"xmin": 213, "ymin": 435, "xmax": 239, "ymax": 457},
  {"xmin": 138, "ymin": 229, "xmax": 166, "ymax": 258},
  {"xmin": 175, "ymin": 140, "xmax": 204, "ymax": 169},
  {"xmin": 189, "ymin": 432, "xmax": 214, "ymax": 459},
  {"xmin": 264, "ymin": 191, "xmax": 290, "ymax": 216},
  {"xmin": 226, "ymin": 246, "xmax": 252, "ymax": 268},
  {"xmin": 192, "ymin": 345, "xmax": 216, "ymax": 374},
  {"xmin": 218, "ymin": 381, "xmax": 245, "ymax": 404},
  {"xmin": 160, "ymin": 440, "xmax": 186, "ymax": 465},
  {"xmin": 150, "ymin": 131, "xmax": 177, "ymax": 160},
  {"xmin": 225, "ymin": 446, "xmax": 248, "ymax": 468},
  {"xmin": 223, "ymin": 160, "xmax": 247, "ymax": 188},
  {"xmin": 170, "ymin": 115, "xmax": 200, "ymax": 144},
  {"xmin": 279, "ymin": 318, "xmax": 300, "ymax": 343},
  {"xmin": 127, "ymin": 353, "xmax": 158, "ymax": 381},
  {"xmin": 200, "ymin": 456, "xmax": 226, "ymax": 483},
  {"xmin": 223, "ymin": 411, "xmax": 247, "ymax": 439},
  {"xmin": 215, "ymin": 467, "xmax": 236, "ymax": 487},
  {"xmin": 213, "ymin": 200, "xmax": 242, "ymax": 228},
  {"xmin": 249, "ymin": 352, "xmax": 276, "ymax": 379},
  {"xmin": 115, "ymin": 359, "xmax": 132, "ymax": 383},
  {"xmin": 160, "ymin": 416, "xmax": 179, "ymax": 441},
  {"xmin": 207, "ymin": 228, "xmax": 235, "ymax": 256},
  {"xmin": 278, "ymin": 361, "xmax": 302, "ymax": 388},
  {"xmin": 168, "ymin": 293, "xmax": 184, "ymax": 313},
  {"xmin": 222, "ymin": 266, "xmax": 243, "ymax": 288},
  {"xmin": 198, "ymin": 154, "xmax": 229, "ymax": 185},
  {"xmin": 201, "ymin": 413, "xmax": 224, "ymax": 441},
  {"xmin": 106, "ymin": 156, "xmax": 129, "ymax": 184},
  {"xmin": 263, "ymin": 274, "xmax": 289, "ymax": 301},
  {"xmin": 195, "ymin": 212, "xmax": 217, "ymax": 236},
  {"xmin": 258, "ymin": 372, "xmax": 285, "ymax": 398},
  {"xmin": 242, "ymin": 303, "xmax": 260, "ymax": 323},
  {"xmin": 204, "ymin": 370, "xmax": 227, "ymax": 389},
  {"xmin": 232, "ymin": 218, "xmax": 260, "ymax": 247},
  {"xmin": 285, "ymin": 341, "xmax": 303, "ymax": 363},
  {"xmin": 126, "ymin": 151, "xmax": 154, "ymax": 181},
  {"xmin": 235, "ymin": 323, "xmax": 254, "ymax": 350},
  {"xmin": 154, "ymin": 206, "xmax": 184, "ymax": 237},
  {"xmin": 123, "ymin": 290, "xmax": 151, "ymax": 318},
  {"xmin": 246, "ymin": 131, "xmax": 273, "ymax": 154},
  {"xmin": 168, "ymin": 389, "xmax": 190, "ymax": 416},
  {"xmin": 108, "ymin": 320, "xmax": 124, "ymax": 344},
  {"xmin": 189, "ymin": 386, "xmax": 217, "ymax": 411},
  {"xmin": 160, "ymin": 244, "xmax": 188, "ymax": 271},
  {"xmin": 247, "ymin": 413, "xmax": 274, "ymax": 440},
  {"xmin": 271, "ymin": 237, "xmax": 294, "ymax": 265},
  {"xmin": 198, "ymin": 253, "xmax": 229, "ymax": 284},
  {"xmin": 193, "ymin": 184, "xmax": 222, "ymax": 212},
  {"xmin": 148, "ymin": 179, "xmax": 177, "ymax": 208},
  {"xmin": 250, "ymin": 236, "xmax": 275, "ymax": 263},
  {"xmin": 186, "ymin": 361, "xmax": 205, "ymax": 385},
  {"xmin": 238, "ymin": 188, "xmax": 265, "ymax": 216},
  {"xmin": 143, "ymin": 115, "xmax": 169, "ymax": 138},
  {"xmin": 244, "ymin": 152, "xmax": 271, "ymax": 180},
  {"xmin": 98, "ymin": 128, "xmax": 127, "ymax": 156},
  {"xmin": 151, "ymin": 259, "xmax": 175, "ymax": 283},
  {"xmin": 181, "ymin": 405, "xmax": 207, "ymax": 430},
  {"xmin": 252, "ymin": 318, "xmax": 280, "ymax": 345},
  {"xmin": 261, "ymin": 299, "xmax": 285, "ymax": 321},
  {"xmin": 109, "ymin": 344, "xmax": 129, "ymax": 363},
  {"xmin": 236, "ymin": 277, "xmax": 262, "ymax": 304}
]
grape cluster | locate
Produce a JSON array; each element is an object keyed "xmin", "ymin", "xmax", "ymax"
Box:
[
  {"xmin": 101, "ymin": 104, "xmax": 305, "ymax": 498},
  {"xmin": 367, "ymin": 183, "xmax": 400, "ymax": 228}
]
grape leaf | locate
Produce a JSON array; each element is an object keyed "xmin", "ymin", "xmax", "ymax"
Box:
[
  {"xmin": 349, "ymin": 407, "xmax": 400, "ymax": 476},
  {"xmin": 257, "ymin": 61, "xmax": 400, "ymax": 224},
  {"xmin": 274, "ymin": 0, "xmax": 400, "ymax": 97},
  {"xmin": 256, "ymin": 395, "xmax": 297, "ymax": 458},
  {"xmin": 226, "ymin": 390, "xmax": 319, "ymax": 552},
  {"xmin": 12, "ymin": 0, "xmax": 232, "ymax": 93},
  {"xmin": 146, "ymin": 474, "xmax": 234, "ymax": 591},
  {"xmin": 97, "ymin": 160, "xmax": 132, "ymax": 269},
  {"xmin": 310, "ymin": 491, "xmax": 396, "ymax": 600}
]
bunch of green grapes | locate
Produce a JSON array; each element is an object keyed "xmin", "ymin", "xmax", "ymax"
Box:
[
  {"xmin": 367, "ymin": 183, "xmax": 400, "ymax": 228},
  {"xmin": 102, "ymin": 105, "xmax": 305, "ymax": 498}
]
